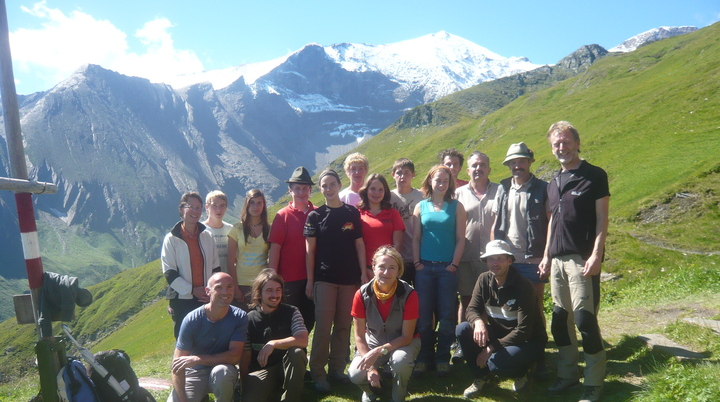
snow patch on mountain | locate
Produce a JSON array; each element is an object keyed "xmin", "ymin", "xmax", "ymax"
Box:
[
  {"xmin": 324, "ymin": 31, "xmax": 540, "ymax": 102},
  {"xmin": 609, "ymin": 26, "xmax": 697, "ymax": 53}
]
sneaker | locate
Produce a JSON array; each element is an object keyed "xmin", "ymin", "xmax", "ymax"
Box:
[
  {"xmin": 327, "ymin": 370, "xmax": 350, "ymax": 384},
  {"xmin": 436, "ymin": 362, "xmax": 450, "ymax": 376},
  {"xmin": 361, "ymin": 391, "xmax": 378, "ymax": 402},
  {"xmin": 463, "ymin": 378, "xmax": 487, "ymax": 398},
  {"xmin": 547, "ymin": 377, "xmax": 580, "ymax": 395},
  {"xmin": 413, "ymin": 362, "xmax": 428, "ymax": 376},
  {"xmin": 451, "ymin": 344, "xmax": 465, "ymax": 364},
  {"xmin": 512, "ymin": 374, "xmax": 529, "ymax": 392},
  {"xmin": 314, "ymin": 379, "xmax": 331, "ymax": 393},
  {"xmin": 579, "ymin": 385, "xmax": 603, "ymax": 402}
]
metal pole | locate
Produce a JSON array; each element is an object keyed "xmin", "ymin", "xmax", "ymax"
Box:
[{"xmin": 0, "ymin": 2, "xmax": 59, "ymax": 401}]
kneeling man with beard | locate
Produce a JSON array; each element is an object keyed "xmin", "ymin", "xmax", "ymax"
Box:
[{"xmin": 241, "ymin": 269, "xmax": 309, "ymax": 402}]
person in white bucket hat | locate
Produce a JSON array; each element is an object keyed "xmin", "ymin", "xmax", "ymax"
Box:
[{"xmin": 455, "ymin": 240, "xmax": 547, "ymax": 398}]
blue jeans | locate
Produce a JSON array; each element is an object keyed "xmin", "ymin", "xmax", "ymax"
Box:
[
  {"xmin": 456, "ymin": 321, "xmax": 545, "ymax": 379},
  {"xmin": 415, "ymin": 260, "xmax": 458, "ymax": 365}
]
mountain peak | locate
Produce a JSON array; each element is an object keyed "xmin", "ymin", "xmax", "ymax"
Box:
[{"xmin": 609, "ymin": 26, "xmax": 698, "ymax": 53}]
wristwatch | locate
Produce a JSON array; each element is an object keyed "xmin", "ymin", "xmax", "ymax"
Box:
[{"xmin": 380, "ymin": 346, "xmax": 389, "ymax": 355}]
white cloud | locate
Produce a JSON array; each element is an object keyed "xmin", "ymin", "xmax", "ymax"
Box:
[{"xmin": 10, "ymin": 1, "xmax": 204, "ymax": 92}]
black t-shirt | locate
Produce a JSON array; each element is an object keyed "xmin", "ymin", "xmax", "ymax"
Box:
[
  {"xmin": 246, "ymin": 304, "xmax": 297, "ymax": 372},
  {"xmin": 304, "ymin": 203, "xmax": 363, "ymax": 285},
  {"xmin": 547, "ymin": 160, "xmax": 610, "ymax": 259}
]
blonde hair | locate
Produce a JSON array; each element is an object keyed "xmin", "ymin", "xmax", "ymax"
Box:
[
  {"xmin": 205, "ymin": 190, "xmax": 228, "ymax": 205},
  {"xmin": 343, "ymin": 152, "xmax": 369, "ymax": 172},
  {"xmin": 372, "ymin": 245, "xmax": 405, "ymax": 278}
]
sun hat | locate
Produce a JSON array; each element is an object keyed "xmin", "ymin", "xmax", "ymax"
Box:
[
  {"xmin": 480, "ymin": 240, "xmax": 515, "ymax": 261},
  {"xmin": 502, "ymin": 142, "xmax": 535, "ymax": 166},
  {"xmin": 285, "ymin": 166, "xmax": 315, "ymax": 185}
]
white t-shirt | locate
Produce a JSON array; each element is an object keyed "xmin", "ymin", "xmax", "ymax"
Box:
[{"xmin": 203, "ymin": 221, "xmax": 233, "ymax": 273}]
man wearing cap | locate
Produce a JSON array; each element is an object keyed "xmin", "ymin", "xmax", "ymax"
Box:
[
  {"xmin": 492, "ymin": 142, "xmax": 550, "ymax": 317},
  {"xmin": 453, "ymin": 151, "xmax": 498, "ymax": 363},
  {"xmin": 539, "ymin": 121, "xmax": 609, "ymax": 402},
  {"xmin": 268, "ymin": 166, "xmax": 316, "ymax": 331},
  {"xmin": 455, "ymin": 240, "xmax": 546, "ymax": 398}
]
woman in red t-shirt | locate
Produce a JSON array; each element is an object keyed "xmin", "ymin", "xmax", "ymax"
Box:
[
  {"xmin": 349, "ymin": 245, "xmax": 420, "ymax": 402},
  {"xmin": 358, "ymin": 174, "xmax": 405, "ymax": 277}
]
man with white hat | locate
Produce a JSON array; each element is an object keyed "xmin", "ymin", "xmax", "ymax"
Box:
[
  {"xmin": 492, "ymin": 142, "xmax": 550, "ymax": 317},
  {"xmin": 455, "ymin": 240, "xmax": 546, "ymax": 398}
]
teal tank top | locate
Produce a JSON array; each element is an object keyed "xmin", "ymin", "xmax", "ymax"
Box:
[{"xmin": 419, "ymin": 199, "xmax": 457, "ymax": 262}]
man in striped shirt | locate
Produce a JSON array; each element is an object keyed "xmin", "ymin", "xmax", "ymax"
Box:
[
  {"xmin": 241, "ymin": 269, "xmax": 308, "ymax": 402},
  {"xmin": 455, "ymin": 240, "xmax": 547, "ymax": 398}
]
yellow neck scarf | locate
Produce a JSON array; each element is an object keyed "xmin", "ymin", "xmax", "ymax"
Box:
[{"xmin": 373, "ymin": 279, "xmax": 398, "ymax": 302}]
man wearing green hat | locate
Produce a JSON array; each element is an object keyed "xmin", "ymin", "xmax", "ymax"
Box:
[{"xmin": 492, "ymin": 142, "xmax": 550, "ymax": 317}]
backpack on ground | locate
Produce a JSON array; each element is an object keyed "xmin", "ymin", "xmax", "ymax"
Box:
[
  {"xmin": 57, "ymin": 358, "xmax": 100, "ymax": 402},
  {"xmin": 89, "ymin": 349, "xmax": 144, "ymax": 402}
]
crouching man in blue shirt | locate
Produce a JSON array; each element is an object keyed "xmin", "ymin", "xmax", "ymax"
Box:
[{"xmin": 169, "ymin": 272, "xmax": 248, "ymax": 402}]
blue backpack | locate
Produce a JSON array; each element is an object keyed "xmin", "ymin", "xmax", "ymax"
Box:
[{"xmin": 57, "ymin": 358, "xmax": 100, "ymax": 402}]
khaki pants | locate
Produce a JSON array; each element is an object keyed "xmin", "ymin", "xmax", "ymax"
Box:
[
  {"xmin": 348, "ymin": 337, "xmax": 421, "ymax": 402},
  {"xmin": 550, "ymin": 254, "xmax": 606, "ymax": 386},
  {"xmin": 168, "ymin": 364, "xmax": 237, "ymax": 402},
  {"xmin": 309, "ymin": 281, "xmax": 357, "ymax": 381},
  {"xmin": 243, "ymin": 347, "xmax": 307, "ymax": 402}
]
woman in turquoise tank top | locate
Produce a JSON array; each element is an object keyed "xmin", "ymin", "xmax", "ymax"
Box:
[{"xmin": 411, "ymin": 165, "xmax": 466, "ymax": 376}]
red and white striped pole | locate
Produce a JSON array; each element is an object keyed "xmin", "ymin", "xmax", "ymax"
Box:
[{"xmin": 0, "ymin": 0, "xmax": 47, "ymax": 337}]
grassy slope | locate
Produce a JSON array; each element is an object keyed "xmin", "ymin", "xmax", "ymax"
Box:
[{"xmin": 2, "ymin": 24, "xmax": 720, "ymax": 401}]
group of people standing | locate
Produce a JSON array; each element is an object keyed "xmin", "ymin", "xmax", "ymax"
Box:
[{"xmin": 159, "ymin": 120, "xmax": 610, "ymax": 402}]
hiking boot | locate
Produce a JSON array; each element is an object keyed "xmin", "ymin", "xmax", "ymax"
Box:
[
  {"xmin": 547, "ymin": 377, "xmax": 580, "ymax": 395},
  {"xmin": 451, "ymin": 343, "xmax": 465, "ymax": 364},
  {"xmin": 436, "ymin": 362, "xmax": 450, "ymax": 377},
  {"xmin": 413, "ymin": 362, "xmax": 428, "ymax": 376},
  {"xmin": 579, "ymin": 385, "xmax": 603, "ymax": 402},
  {"xmin": 328, "ymin": 370, "xmax": 350, "ymax": 384},
  {"xmin": 463, "ymin": 378, "xmax": 487, "ymax": 398},
  {"xmin": 512, "ymin": 373, "xmax": 529, "ymax": 393},
  {"xmin": 314, "ymin": 379, "xmax": 331, "ymax": 393}
]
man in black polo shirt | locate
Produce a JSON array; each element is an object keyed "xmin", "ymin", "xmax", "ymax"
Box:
[
  {"xmin": 241, "ymin": 269, "xmax": 308, "ymax": 402},
  {"xmin": 539, "ymin": 121, "xmax": 610, "ymax": 402}
]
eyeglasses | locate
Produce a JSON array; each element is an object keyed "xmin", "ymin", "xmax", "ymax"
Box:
[{"xmin": 183, "ymin": 205, "xmax": 203, "ymax": 212}]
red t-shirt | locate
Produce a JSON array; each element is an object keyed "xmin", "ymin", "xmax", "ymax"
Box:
[
  {"xmin": 268, "ymin": 202, "xmax": 315, "ymax": 282},
  {"xmin": 359, "ymin": 208, "xmax": 405, "ymax": 265},
  {"xmin": 351, "ymin": 288, "xmax": 419, "ymax": 322}
]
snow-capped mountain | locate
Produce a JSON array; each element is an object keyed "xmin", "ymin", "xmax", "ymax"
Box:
[
  {"xmin": 609, "ymin": 26, "xmax": 698, "ymax": 53},
  {"xmin": 166, "ymin": 31, "xmax": 540, "ymax": 104},
  {"xmin": 324, "ymin": 31, "xmax": 539, "ymax": 103}
]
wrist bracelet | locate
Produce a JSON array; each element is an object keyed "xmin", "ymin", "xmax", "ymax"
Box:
[{"xmin": 451, "ymin": 263, "xmax": 459, "ymax": 268}]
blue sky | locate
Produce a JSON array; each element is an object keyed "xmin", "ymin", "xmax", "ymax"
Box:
[{"xmin": 7, "ymin": 0, "xmax": 719, "ymax": 95}]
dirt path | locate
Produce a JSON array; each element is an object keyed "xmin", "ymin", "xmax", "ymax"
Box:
[
  {"xmin": 631, "ymin": 234, "xmax": 720, "ymax": 256},
  {"xmin": 600, "ymin": 295, "xmax": 720, "ymax": 341}
]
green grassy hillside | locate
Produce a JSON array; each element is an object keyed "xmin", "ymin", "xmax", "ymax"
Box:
[{"xmin": 316, "ymin": 22, "xmax": 720, "ymax": 253}]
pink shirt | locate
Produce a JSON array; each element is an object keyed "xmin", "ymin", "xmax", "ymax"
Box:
[{"xmin": 359, "ymin": 208, "xmax": 405, "ymax": 265}]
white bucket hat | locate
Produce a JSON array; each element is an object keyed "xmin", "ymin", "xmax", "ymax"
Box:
[{"xmin": 480, "ymin": 240, "xmax": 515, "ymax": 262}]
